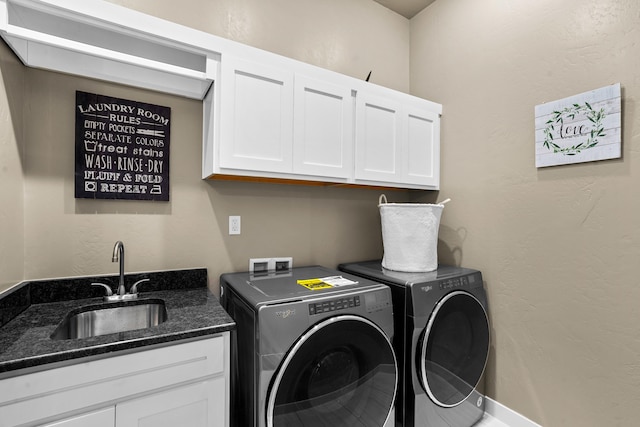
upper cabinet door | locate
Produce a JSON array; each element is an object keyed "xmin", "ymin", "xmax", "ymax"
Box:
[
  {"xmin": 219, "ymin": 56, "xmax": 294, "ymax": 173},
  {"xmin": 403, "ymin": 103, "xmax": 440, "ymax": 187},
  {"xmin": 292, "ymin": 75, "xmax": 353, "ymax": 179},
  {"xmin": 354, "ymin": 89, "xmax": 441, "ymax": 189},
  {"xmin": 354, "ymin": 91, "xmax": 403, "ymax": 183}
]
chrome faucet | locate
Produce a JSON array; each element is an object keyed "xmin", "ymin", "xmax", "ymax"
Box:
[
  {"xmin": 90, "ymin": 241, "xmax": 151, "ymax": 301},
  {"xmin": 112, "ymin": 241, "xmax": 126, "ymax": 296}
]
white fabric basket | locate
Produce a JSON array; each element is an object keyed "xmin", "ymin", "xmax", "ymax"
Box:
[{"xmin": 378, "ymin": 194, "xmax": 447, "ymax": 272}]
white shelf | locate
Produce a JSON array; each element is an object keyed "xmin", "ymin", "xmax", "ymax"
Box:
[{"xmin": 0, "ymin": 0, "xmax": 221, "ymax": 99}]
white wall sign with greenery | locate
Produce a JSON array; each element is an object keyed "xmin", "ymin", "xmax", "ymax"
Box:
[{"xmin": 534, "ymin": 83, "xmax": 621, "ymax": 168}]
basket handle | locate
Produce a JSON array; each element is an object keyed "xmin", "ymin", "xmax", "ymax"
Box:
[{"xmin": 379, "ymin": 194, "xmax": 387, "ymax": 205}]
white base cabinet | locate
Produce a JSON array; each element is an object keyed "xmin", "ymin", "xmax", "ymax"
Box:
[{"xmin": 0, "ymin": 334, "xmax": 229, "ymax": 427}]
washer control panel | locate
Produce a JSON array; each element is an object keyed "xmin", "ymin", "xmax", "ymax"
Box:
[
  {"xmin": 438, "ymin": 275, "xmax": 470, "ymax": 290},
  {"xmin": 436, "ymin": 272, "xmax": 483, "ymax": 291},
  {"xmin": 308, "ymin": 296, "xmax": 360, "ymax": 315}
]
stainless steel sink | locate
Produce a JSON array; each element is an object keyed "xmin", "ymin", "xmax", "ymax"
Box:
[{"xmin": 50, "ymin": 299, "xmax": 168, "ymax": 340}]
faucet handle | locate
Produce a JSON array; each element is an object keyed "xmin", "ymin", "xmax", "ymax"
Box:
[
  {"xmin": 130, "ymin": 279, "xmax": 150, "ymax": 294},
  {"xmin": 91, "ymin": 282, "xmax": 114, "ymax": 296}
]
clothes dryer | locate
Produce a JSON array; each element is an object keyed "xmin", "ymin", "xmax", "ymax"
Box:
[
  {"xmin": 221, "ymin": 266, "xmax": 398, "ymax": 427},
  {"xmin": 339, "ymin": 261, "xmax": 490, "ymax": 427}
]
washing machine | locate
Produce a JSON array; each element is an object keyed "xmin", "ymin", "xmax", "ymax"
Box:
[
  {"xmin": 220, "ymin": 265, "xmax": 398, "ymax": 427},
  {"xmin": 338, "ymin": 261, "xmax": 490, "ymax": 427}
]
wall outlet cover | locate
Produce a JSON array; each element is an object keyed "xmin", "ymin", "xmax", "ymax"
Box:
[{"xmin": 229, "ymin": 216, "xmax": 241, "ymax": 235}]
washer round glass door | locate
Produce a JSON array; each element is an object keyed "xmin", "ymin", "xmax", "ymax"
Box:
[
  {"xmin": 418, "ymin": 290, "xmax": 490, "ymax": 407},
  {"xmin": 267, "ymin": 315, "xmax": 397, "ymax": 427}
]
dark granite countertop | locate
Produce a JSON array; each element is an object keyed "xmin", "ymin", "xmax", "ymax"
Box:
[{"xmin": 0, "ymin": 268, "xmax": 235, "ymax": 377}]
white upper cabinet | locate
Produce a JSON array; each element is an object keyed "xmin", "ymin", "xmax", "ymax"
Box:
[
  {"xmin": 206, "ymin": 50, "xmax": 441, "ymax": 189},
  {"xmin": 292, "ymin": 74, "xmax": 353, "ymax": 179},
  {"xmin": 354, "ymin": 91, "xmax": 403, "ymax": 184},
  {"xmin": 403, "ymin": 102, "xmax": 440, "ymax": 187},
  {"xmin": 355, "ymin": 88, "xmax": 441, "ymax": 188},
  {"xmin": 207, "ymin": 53, "xmax": 356, "ymax": 184},
  {"xmin": 219, "ymin": 56, "xmax": 294, "ymax": 174},
  {"xmin": 0, "ymin": 0, "xmax": 442, "ymax": 189}
]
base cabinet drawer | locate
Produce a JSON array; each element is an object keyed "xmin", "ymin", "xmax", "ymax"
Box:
[
  {"xmin": 41, "ymin": 408, "xmax": 115, "ymax": 427},
  {"xmin": 37, "ymin": 380, "xmax": 226, "ymax": 427},
  {"xmin": 117, "ymin": 378, "xmax": 225, "ymax": 427}
]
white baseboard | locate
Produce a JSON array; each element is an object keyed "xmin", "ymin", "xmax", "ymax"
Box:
[{"xmin": 484, "ymin": 397, "xmax": 543, "ymax": 427}]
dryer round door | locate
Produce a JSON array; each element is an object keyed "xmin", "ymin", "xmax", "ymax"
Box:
[
  {"xmin": 266, "ymin": 315, "xmax": 397, "ymax": 427},
  {"xmin": 418, "ymin": 290, "xmax": 490, "ymax": 408}
]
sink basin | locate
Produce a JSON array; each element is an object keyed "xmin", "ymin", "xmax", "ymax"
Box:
[{"xmin": 50, "ymin": 299, "xmax": 168, "ymax": 340}]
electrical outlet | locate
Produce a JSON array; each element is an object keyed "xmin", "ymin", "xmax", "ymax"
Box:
[
  {"xmin": 249, "ymin": 257, "xmax": 293, "ymax": 272},
  {"xmin": 274, "ymin": 257, "xmax": 293, "ymax": 271},
  {"xmin": 249, "ymin": 258, "xmax": 270, "ymax": 273},
  {"xmin": 229, "ymin": 216, "xmax": 241, "ymax": 235}
]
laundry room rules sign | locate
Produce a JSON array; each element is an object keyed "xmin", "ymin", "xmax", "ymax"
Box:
[{"xmin": 75, "ymin": 91, "xmax": 171, "ymax": 201}]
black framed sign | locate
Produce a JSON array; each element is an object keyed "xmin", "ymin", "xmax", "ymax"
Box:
[{"xmin": 75, "ymin": 91, "xmax": 171, "ymax": 201}]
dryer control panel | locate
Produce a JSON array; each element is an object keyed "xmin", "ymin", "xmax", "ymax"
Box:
[{"xmin": 309, "ymin": 296, "xmax": 360, "ymax": 315}]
